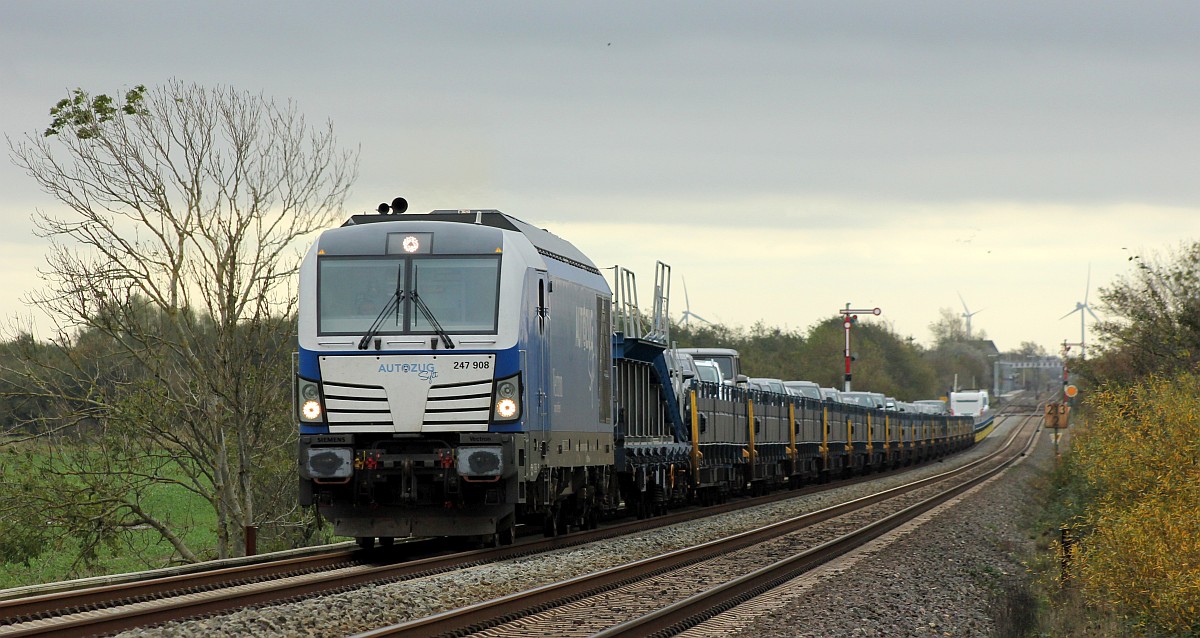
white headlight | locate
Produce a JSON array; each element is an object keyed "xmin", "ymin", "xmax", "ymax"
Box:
[
  {"xmin": 302, "ymin": 400, "xmax": 323, "ymax": 420},
  {"xmin": 495, "ymin": 398, "xmax": 517, "ymax": 419}
]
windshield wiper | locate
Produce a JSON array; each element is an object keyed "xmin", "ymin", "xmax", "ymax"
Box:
[
  {"xmin": 411, "ymin": 289, "xmax": 455, "ymax": 350},
  {"xmin": 357, "ymin": 264, "xmax": 404, "ymax": 350}
]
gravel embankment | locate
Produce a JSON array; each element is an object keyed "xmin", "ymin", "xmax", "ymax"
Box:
[
  {"xmin": 117, "ymin": 416, "xmax": 1044, "ymax": 638},
  {"xmin": 696, "ymin": 420, "xmax": 1051, "ymax": 638}
]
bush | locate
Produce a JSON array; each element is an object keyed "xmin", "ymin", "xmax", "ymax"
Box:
[{"xmin": 1070, "ymin": 372, "xmax": 1200, "ymax": 635}]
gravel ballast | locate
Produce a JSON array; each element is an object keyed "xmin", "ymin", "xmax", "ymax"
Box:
[
  {"xmin": 699, "ymin": 419, "xmax": 1051, "ymax": 638},
  {"xmin": 116, "ymin": 416, "xmax": 1047, "ymax": 638}
]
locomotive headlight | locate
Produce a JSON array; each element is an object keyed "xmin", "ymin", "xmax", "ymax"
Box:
[
  {"xmin": 495, "ymin": 398, "xmax": 517, "ymax": 419},
  {"xmin": 302, "ymin": 399, "xmax": 323, "ymax": 420},
  {"xmin": 296, "ymin": 377, "xmax": 325, "ymax": 423},
  {"xmin": 491, "ymin": 373, "xmax": 522, "ymax": 422}
]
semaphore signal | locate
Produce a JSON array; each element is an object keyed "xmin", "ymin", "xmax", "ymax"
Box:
[{"xmin": 839, "ymin": 304, "xmax": 882, "ymax": 392}]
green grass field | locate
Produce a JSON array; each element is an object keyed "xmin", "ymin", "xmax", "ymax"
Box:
[{"xmin": 0, "ymin": 453, "xmax": 220, "ymax": 590}]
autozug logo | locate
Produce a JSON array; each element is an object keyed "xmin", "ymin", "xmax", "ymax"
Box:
[{"xmin": 378, "ymin": 362, "xmax": 438, "ymax": 382}]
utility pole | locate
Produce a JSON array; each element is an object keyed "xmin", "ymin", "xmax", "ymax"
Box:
[{"xmin": 838, "ymin": 304, "xmax": 882, "ymax": 392}]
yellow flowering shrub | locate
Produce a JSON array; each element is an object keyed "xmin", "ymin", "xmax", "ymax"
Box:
[{"xmin": 1070, "ymin": 372, "xmax": 1200, "ymax": 634}]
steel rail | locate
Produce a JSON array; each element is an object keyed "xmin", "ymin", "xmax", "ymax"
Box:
[
  {"xmin": 0, "ymin": 548, "xmax": 361, "ymax": 623},
  {"xmin": 348, "ymin": 413, "xmax": 1038, "ymax": 638},
  {"xmin": 0, "ymin": 541, "xmax": 361, "ymax": 604},
  {"xmin": 597, "ymin": 413, "xmax": 1041, "ymax": 637},
  {"xmin": 1, "ymin": 404, "xmax": 1033, "ymax": 637}
]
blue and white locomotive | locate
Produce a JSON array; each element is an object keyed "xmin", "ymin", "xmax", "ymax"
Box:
[
  {"xmin": 296, "ymin": 199, "xmax": 618, "ymax": 547},
  {"xmin": 296, "ymin": 199, "xmax": 978, "ymax": 548}
]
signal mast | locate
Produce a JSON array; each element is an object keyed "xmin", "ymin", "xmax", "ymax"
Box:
[{"xmin": 838, "ymin": 304, "xmax": 882, "ymax": 392}]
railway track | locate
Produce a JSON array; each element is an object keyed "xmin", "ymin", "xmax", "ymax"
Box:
[
  {"xmin": 0, "ymin": 547, "xmax": 375, "ymax": 638},
  {"xmin": 0, "ymin": 459, "xmax": 949, "ymax": 637},
  {"xmin": 0, "ymin": 405, "xmax": 1037, "ymax": 637},
  {"xmin": 346, "ymin": 411, "xmax": 1040, "ymax": 637}
]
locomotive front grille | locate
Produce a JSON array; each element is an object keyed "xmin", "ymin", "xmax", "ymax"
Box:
[
  {"xmin": 424, "ymin": 379, "xmax": 492, "ymax": 426},
  {"xmin": 323, "ymin": 380, "xmax": 392, "ymax": 425},
  {"xmin": 316, "ymin": 354, "xmax": 499, "ymax": 432},
  {"xmin": 321, "ymin": 378, "xmax": 494, "ymax": 427}
]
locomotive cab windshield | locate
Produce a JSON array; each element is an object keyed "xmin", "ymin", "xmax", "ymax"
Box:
[{"xmin": 317, "ymin": 254, "xmax": 501, "ymax": 337}]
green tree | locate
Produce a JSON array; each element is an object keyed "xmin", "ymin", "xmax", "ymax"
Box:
[
  {"xmin": 923, "ymin": 306, "xmax": 994, "ymax": 394},
  {"xmin": 1013, "ymin": 341, "xmax": 1048, "ymax": 357},
  {"xmin": 798, "ymin": 317, "xmax": 937, "ymax": 400},
  {"xmin": 673, "ymin": 316, "xmax": 940, "ymax": 401},
  {"xmin": 0, "ymin": 333, "xmax": 67, "ymax": 436},
  {"xmin": 928, "ymin": 306, "xmax": 968, "ymax": 346},
  {"xmin": 1089, "ymin": 241, "xmax": 1200, "ymax": 382},
  {"xmin": 734, "ymin": 321, "xmax": 807, "ymax": 380},
  {"xmin": 3, "ymin": 81, "xmax": 357, "ymax": 567},
  {"xmin": 791, "ymin": 319, "xmax": 846, "ymax": 388}
]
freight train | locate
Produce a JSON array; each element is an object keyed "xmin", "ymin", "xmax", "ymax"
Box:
[{"xmin": 295, "ymin": 200, "xmax": 976, "ymax": 548}]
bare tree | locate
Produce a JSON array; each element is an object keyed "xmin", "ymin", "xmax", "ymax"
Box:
[
  {"xmin": 928, "ymin": 307, "xmax": 968, "ymax": 346},
  {"xmin": 3, "ymin": 81, "xmax": 357, "ymax": 565}
]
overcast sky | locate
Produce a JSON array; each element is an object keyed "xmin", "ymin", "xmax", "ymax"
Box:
[{"xmin": 1, "ymin": 2, "xmax": 1196, "ymax": 357}]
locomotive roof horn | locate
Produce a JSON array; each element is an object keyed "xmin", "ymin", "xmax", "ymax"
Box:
[{"xmin": 376, "ymin": 197, "xmax": 409, "ymax": 215}]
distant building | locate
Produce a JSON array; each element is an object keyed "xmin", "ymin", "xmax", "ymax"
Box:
[{"xmin": 966, "ymin": 340, "xmax": 1000, "ymax": 359}]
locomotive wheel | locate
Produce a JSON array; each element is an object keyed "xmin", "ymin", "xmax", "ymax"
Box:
[
  {"xmin": 378, "ymin": 537, "xmax": 395, "ymax": 547},
  {"xmin": 356, "ymin": 536, "xmax": 375, "ymax": 550}
]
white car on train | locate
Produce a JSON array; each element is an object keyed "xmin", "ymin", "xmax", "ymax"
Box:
[{"xmin": 949, "ymin": 390, "xmax": 990, "ymax": 417}]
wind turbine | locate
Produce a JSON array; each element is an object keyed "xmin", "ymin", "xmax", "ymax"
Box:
[
  {"xmin": 957, "ymin": 292, "xmax": 983, "ymax": 339},
  {"xmin": 1060, "ymin": 265, "xmax": 1100, "ymax": 359},
  {"xmin": 679, "ymin": 277, "xmax": 710, "ymax": 328}
]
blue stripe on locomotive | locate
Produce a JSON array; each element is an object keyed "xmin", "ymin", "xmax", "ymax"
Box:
[{"xmin": 297, "ymin": 344, "xmax": 527, "ymax": 435}]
